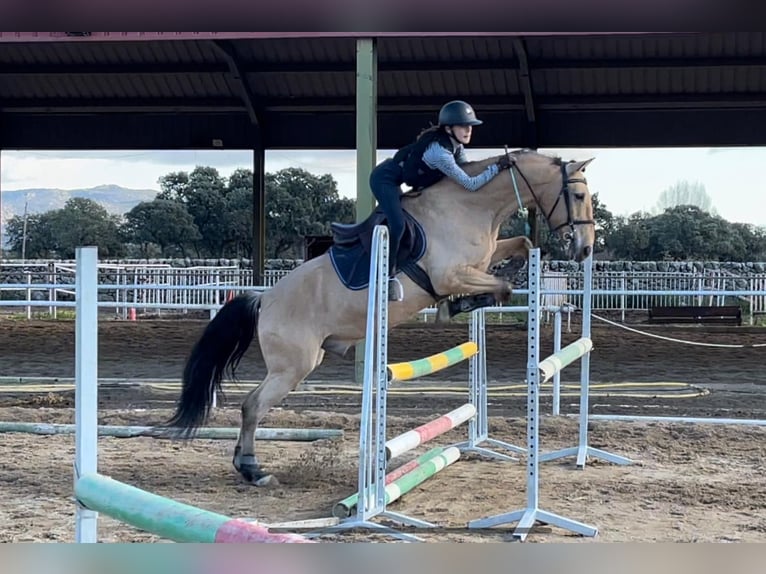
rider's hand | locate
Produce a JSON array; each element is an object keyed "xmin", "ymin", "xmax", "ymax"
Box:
[{"xmin": 496, "ymin": 155, "xmax": 517, "ymax": 170}]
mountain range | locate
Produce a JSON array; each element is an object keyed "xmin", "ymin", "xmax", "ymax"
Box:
[{"xmin": 1, "ymin": 184, "xmax": 160, "ymax": 244}]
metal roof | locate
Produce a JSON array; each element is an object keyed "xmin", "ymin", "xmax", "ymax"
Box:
[{"xmin": 1, "ymin": 32, "xmax": 766, "ymax": 150}]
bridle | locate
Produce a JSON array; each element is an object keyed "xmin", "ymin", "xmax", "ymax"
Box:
[{"xmin": 506, "ymin": 155, "xmax": 595, "ymax": 239}]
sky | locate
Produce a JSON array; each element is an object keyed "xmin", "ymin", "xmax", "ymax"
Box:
[{"xmin": 1, "ymin": 146, "xmax": 765, "ymax": 227}]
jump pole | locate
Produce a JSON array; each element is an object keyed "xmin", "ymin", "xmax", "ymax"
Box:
[
  {"xmin": 331, "ymin": 445, "xmax": 458, "ymax": 519},
  {"xmin": 75, "ymin": 473, "xmax": 311, "ymax": 543},
  {"xmin": 3, "ymin": 422, "xmax": 342, "ymax": 441},
  {"xmin": 385, "ymin": 403, "xmax": 476, "ymax": 459},
  {"xmin": 468, "ymin": 248, "xmax": 599, "ymax": 541}
]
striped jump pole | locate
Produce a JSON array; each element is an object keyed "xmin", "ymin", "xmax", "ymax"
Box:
[
  {"xmin": 75, "ymin": 473, "xmax": 312, "ymax": 543},
  {"xmin": 357, "ymin": 447, "xmax": 460, "ymax": 511},
  {"xmin": 469, "ymin": 247, "xmax": 600, "ymax": 542},
  {"xmin": 387, "ymin": 342, "xmax": 478, "ymax": 382},
  {"xmin": 385, "ymin": 404, "xmax": 476, "ymax": 460},
  {"xmin": 332, "ymin": 445, "xmax": 449, "ymax": 518}
]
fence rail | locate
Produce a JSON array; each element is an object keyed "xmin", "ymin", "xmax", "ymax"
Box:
[{"xmin": 1, "ymin": 262, "xmax": 765, "ymax": 323}]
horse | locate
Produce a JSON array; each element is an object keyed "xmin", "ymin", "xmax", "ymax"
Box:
[{"xmin": 163, "ymin": 148, "xmax": 596, "ymax": 485}]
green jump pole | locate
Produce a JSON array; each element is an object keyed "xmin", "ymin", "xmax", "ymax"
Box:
[
  {"xmin": 0, "ymin": 422, "xmax": 342, "ymax": 441},
  {"xmin": 538, "ymin": 337, "xmax": 593, "ymax": 384},
  {"xmin": 75, "ymin": 473, "xmax": 312, "ymax": 543}
]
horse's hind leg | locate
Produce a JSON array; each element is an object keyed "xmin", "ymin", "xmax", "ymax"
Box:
[{"xmin": 232, "ymin": 340, "xmax": 323, "ymax": 485}]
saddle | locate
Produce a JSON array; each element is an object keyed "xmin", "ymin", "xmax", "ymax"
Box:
[{"xmin": 328, "ymin": 203, "xmax": 438, "ymax": 297}]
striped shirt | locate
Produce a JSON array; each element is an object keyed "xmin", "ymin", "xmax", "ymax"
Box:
[{"xmin": 422, "ymin": 141, "xmax": 499, "ymax": 192}]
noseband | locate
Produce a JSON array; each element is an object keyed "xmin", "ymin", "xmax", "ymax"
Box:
[{"xmin": 509, "ymin": 160, "xmax": 595, "ymax": 236}]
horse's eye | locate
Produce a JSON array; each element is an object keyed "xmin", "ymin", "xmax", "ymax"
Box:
[{"xmin": 575, "ymin": 192, "xmax": 585, "ymax": 200}]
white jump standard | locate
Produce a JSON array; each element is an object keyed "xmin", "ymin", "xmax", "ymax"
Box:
[
  {"xmin": 468, "ymin": 248, "xmax": 602, "ymax": 541},
  {"xmin": 320, "ymin": 226, "xmax": 519, "ymax": 542},
  {"xmin": 538, "ymin": 238, "xmax": 634, "ymax": 469}
]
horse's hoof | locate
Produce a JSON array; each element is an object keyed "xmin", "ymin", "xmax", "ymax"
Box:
[
  {"xmin": 233, "ymin": 449, "xmax": 272, "ymax": 485},
  {"xmin": 253, "ymin": 474, "xmax": 280, "ymax": 487}
]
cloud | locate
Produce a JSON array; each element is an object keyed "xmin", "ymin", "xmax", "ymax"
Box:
[{"xmin": 6, "ymin": 149, "xmax": 255, "ymax": 168}]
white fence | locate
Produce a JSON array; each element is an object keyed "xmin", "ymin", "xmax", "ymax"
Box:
[{"xmin": 1, "ymin": 261, "xmax": 765, "ymax": 323}]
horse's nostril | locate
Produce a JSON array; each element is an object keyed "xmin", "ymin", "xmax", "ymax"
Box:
[{"xmin": 584, "ymin": 245, "xmax": 592, "ymax": 257}]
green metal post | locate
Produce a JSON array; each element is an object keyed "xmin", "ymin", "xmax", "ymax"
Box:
[{"xmin": 354, "ymin": 37, "xmax": 378, "ymax": 384}]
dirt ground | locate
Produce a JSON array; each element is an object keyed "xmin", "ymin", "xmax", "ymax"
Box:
[{"xmin": 0, "ymin": 314, "xmax": 764, "ymax": 543}]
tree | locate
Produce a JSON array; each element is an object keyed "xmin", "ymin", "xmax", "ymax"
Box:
[
  {"xmin": 123, "ymin": 199, "xmax": 201, "ymax": 257},
  {"xmin": 265, "ymin": 167, "xmax": 354, "ymax": 258},
  {"xmin": 50, "ymin": 198, "xmax": 125, "ymax": 258},
  {"xmin": 6, "ymin": 198, "xmax": 124, "ymax": 259},
  {"xmin": 653, "ymin": 180, "xmax": 717, "ymax": 215},
  {"xmin": 591, "ymin": 193, "xmax": 618, "ymax": 254},
  {"xmin": 157, "ymin": 167, "xmax": 229, "ymax": 257},
  {"xmin": 605, "ymin": 205, "xmax": 766, "ymax": 261},
  {"xmin": 225, "ymin": 168, "xmax": 255, "ymax": 258},
  {"xmin": 604, "ymin": 212, "xmax": 652, "ymax": 259},
  {"xmin": 5, "ymin": 212, "xmax": 57, "ymax": 258}
]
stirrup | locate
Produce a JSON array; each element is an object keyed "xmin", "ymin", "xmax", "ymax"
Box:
[
  {"xmin": 435, "ymin": 299, "xmax": 451, "ymax": 323},
  {"xmin": 387, "ymin": 277, "xmax": 404, "ymax": 302}
]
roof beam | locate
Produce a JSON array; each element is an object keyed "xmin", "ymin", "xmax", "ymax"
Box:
[
  {"xmin": 529, "ymin": 56, "xmax": 766, "ymax": 71},
  {"xmin": 512, "ymin": 37, "xmax": 537, "ymax": 148},
  {"xmin": 5, "ymin": 93, "xmax": 766, "ymax": 115},
  {"xmin": 0, "ymin": 63, "xmax": 229, "ymax": 75},
  {"xmin": 5, "ymin": 56, "xmax": 766, "ymax": 78},
  {"xmin": 538, "ymin": 93, "xmax": 766, "ymax": 110},
  {"xmin": 0, "ymin": 97, "xmax": 247, "ymax": 113},
  {"xmin": 210, "ymin": 40, "xmax": 261, "ymax": 126}
]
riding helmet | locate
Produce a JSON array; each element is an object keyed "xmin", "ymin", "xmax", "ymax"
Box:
[{"xmin": 438, "ymin": 100, "xmax": 483, "ymax": 126}]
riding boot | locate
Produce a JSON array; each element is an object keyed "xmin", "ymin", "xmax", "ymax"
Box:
[{"xmin": 435, "ymin": 293, "xmax": 497, "ymax": 323}]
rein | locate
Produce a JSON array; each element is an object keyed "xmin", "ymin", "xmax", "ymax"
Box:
[{"xmin": 505, "ymin": 155, "xmax": 595, "ymax": 237}]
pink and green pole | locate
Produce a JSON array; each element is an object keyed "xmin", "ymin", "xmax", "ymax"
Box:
[
  {"xmin": 333, "ymin": 445, "xmax": 446, "ymax": 517},
  {"xmin": 75, "ymin": 473, "xmax": 312, "ymax": 543},
  {"xmin": 332, "ymin": 446, "xmax": 460, "ymax": 518}
]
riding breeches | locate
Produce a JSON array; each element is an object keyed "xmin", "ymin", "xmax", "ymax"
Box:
[{"xmin": 369, "ymin": 158, "xmax": 406, "ymax": 276}]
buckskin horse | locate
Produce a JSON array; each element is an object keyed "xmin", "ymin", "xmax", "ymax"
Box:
[{"xmin": 163, "ymin": 149, "xmax": 596, "ymax": 485}]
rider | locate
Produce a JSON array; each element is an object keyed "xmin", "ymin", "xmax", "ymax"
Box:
[{"xmin": 370, "ymin": 100, "xmax": 515, "ymax": 301}]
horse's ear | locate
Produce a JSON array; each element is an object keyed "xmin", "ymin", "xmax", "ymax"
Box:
[{"xmin": 566, "ymin": 157, "xmax": 595, "ymax": 175}]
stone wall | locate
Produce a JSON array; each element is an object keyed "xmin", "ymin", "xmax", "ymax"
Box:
[
  {"xmin": 2, "ymin": 257, "xmax": 765, "ymax": 302},
  {"xmin": 4, "ymin": 257, "xmax": 765, "ymax": 273}
]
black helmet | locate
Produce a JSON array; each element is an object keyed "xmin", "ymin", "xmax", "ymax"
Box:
[{"xmin": 438, "ymin": 100, "xmax": 483, "ymax": 126}]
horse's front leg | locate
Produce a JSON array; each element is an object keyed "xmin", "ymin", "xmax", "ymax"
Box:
[{"xmin": 490, "ymin": 236, "xmax": 533, "ymax": 267}]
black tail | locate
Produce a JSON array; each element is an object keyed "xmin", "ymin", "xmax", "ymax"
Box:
[{"xmin": 163, "ymin": 292, "xmax": 262, "ymax": 438}]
